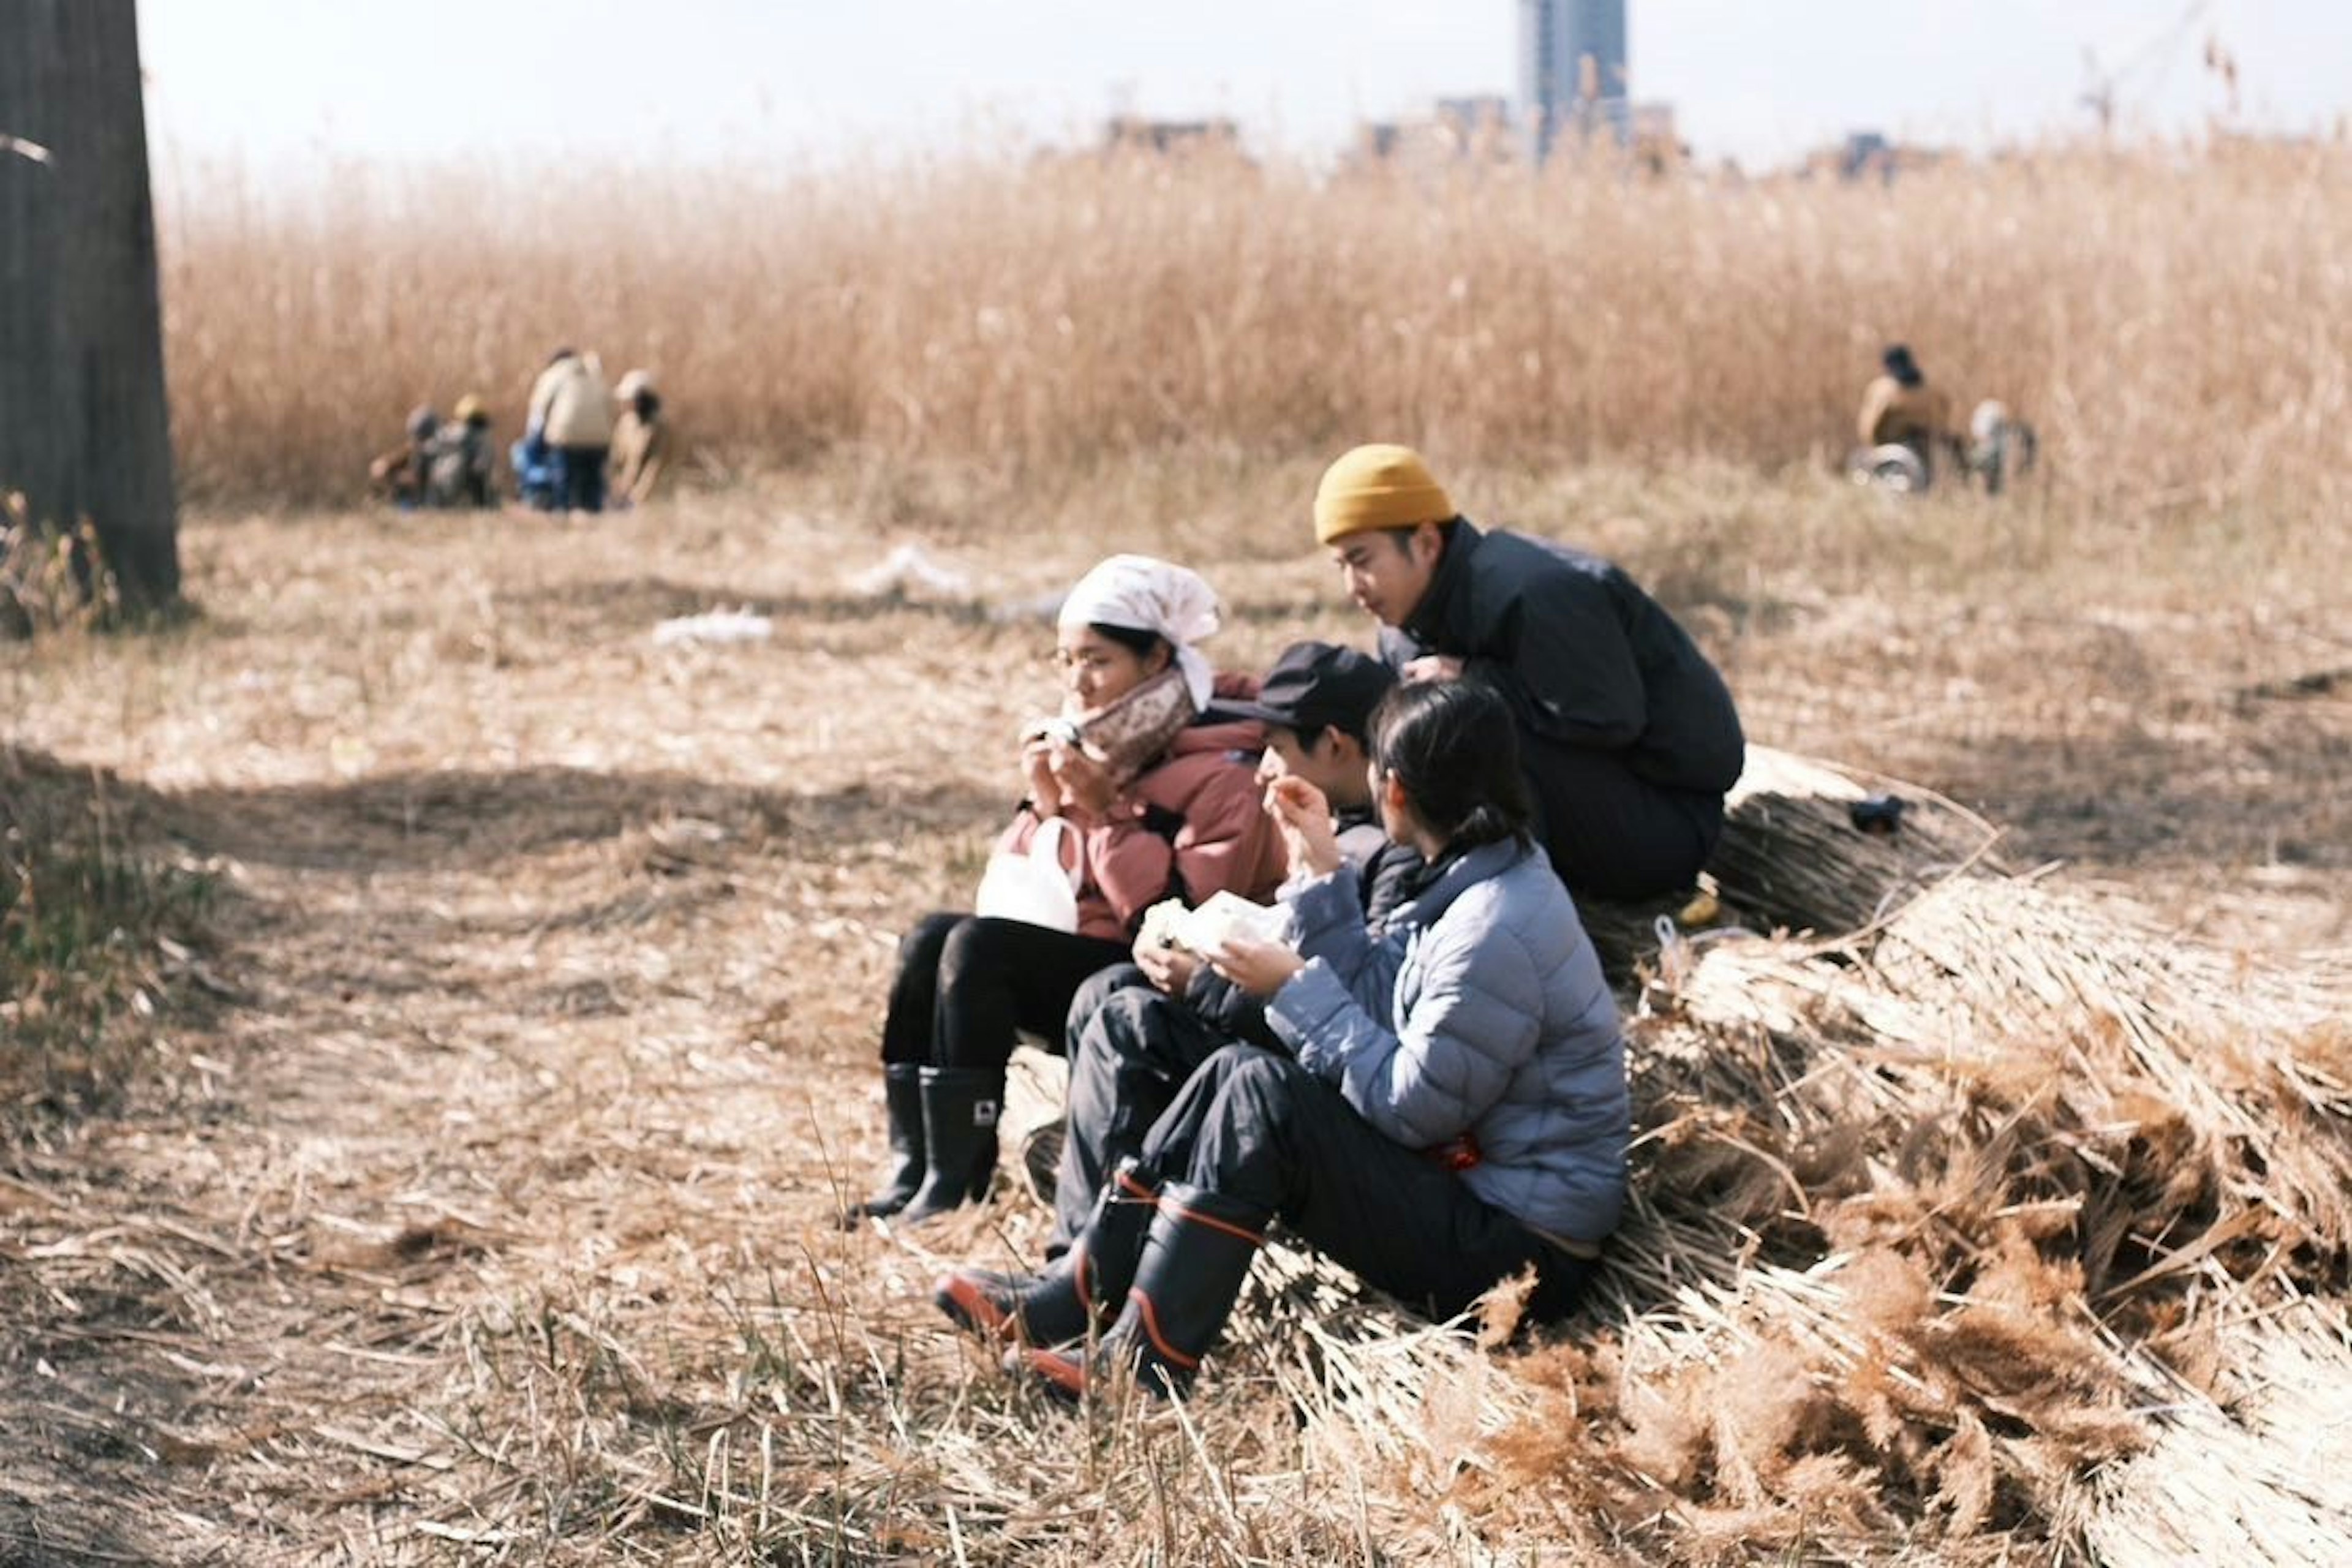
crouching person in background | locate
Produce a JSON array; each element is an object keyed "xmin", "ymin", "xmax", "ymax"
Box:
[
  {"xmin": 1855, "ymin": 342, "xmax": 1964, "ymax": 488},
  {"xmin": 608, "ymin": 369, "xmax": 674, "ymax": 508},
  {"xmin": 937, "ymin": 679, "xmax": 1628, "ymax": 1401},
  {"xmin": 510, "ymin": 426, "xmax": 561, "ymax": 512},
  {"xmin": 366, "ymin": 405, "xmax": 439, "ymax": 508},
  {"xmin": 424, "ymin": 394, "xmax": 499, "ymax": 508},
  {"xmin": 846, "ymin": 555, "xmax": 1284, "ymax": 1227}
]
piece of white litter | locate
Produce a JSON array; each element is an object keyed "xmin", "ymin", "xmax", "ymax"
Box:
[
  {"xmin": 987, "ymin": 590, "xmax": 1066, "ymax": 624},
  {"xmin": 652, "ymin": 609, "xmax": 774, "ymax": 647},
  {"xmin": 846, "ymin": 542, "xmax": 972, "ymax": 598}
]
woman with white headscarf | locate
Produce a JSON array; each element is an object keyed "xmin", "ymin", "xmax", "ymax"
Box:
[{"xmin": 851, "ymin": 556, "xmax": 1287, "ymax": 1226}]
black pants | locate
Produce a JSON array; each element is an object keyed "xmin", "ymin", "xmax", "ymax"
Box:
[
  {"xmin": 1523, "ymin": 737, "xmax": 1724, "ymax": 905},
  {"xmin": 1139, "ymin": 1044, "xmax": 1598, "ymax": 1327},
  {"xmin": 880, "ymin": 912, "xmax": 1130, "ymax": 1072},
  {"xmin": 556, "ymin": 443, "xmax": 609, "ymax": 513},
  {"xmin": 1052, "ymin": 965, "xmax": 1238, "ymax": 1251}
]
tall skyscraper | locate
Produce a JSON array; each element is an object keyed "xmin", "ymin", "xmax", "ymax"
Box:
[{"xmin": 1519, "ymin": 0, "xmax": 1630, "ymax": 161}]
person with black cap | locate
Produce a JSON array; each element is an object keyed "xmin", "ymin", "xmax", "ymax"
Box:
[
  {"xmin": 1002, "ymin": 641, "xmax": 1428, "ymax": 1265},
  {"xmin": 1312, "ymin": 443, "xmax": 1745, "ymax": 906},
  {"xmin": 1856, "ymin": 344, "xmax": 1962, "ymax": 485}
]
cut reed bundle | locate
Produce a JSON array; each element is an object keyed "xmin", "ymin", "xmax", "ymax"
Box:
[
  {"xmin": 1229, "ymin": 758, "xmax": 2348, "ymax": 1562},
  {"xmin": 1580, "ymin": 742, "xmax": 2002, "ymax": 979}
]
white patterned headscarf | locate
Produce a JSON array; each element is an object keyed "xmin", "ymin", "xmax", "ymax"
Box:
[{"xmin": 1057, "ymin": 554, "xmax": 1223, "ymax": 710}]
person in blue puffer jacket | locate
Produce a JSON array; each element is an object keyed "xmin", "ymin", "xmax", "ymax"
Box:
[{"xmin": 935, "ymin": 677, "xmax": 1629, "ymax": 1401}]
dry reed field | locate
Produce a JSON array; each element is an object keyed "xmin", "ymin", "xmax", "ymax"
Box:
[
  {"xmin": 5, "ymin": 144, "xmax": 2351, "ymax": 1563},
  {"xmin": 160, "ymin": 141, "xmax": 2351, "ymax": 537}
]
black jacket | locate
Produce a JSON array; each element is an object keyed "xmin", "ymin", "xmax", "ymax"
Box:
[{"xmin": 1379, "ymin": 521, "xmax": 1744, "ymax": 795}]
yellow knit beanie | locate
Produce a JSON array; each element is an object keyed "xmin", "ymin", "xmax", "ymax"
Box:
[{"xmin": 1313, "ymin": 444, "xmax": 1454, "ymax": 544}]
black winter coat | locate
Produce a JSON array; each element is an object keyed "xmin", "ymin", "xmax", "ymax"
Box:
[{"xmin": 1379, "ymin": 521, "xmax": 1745, "ymax": 795}]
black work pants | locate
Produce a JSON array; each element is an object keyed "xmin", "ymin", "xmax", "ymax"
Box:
[
  {"xmin": 554, "ymin": 443, "xmax": 609, "ymax": 513},
  {"xmin": 1523, "ymin": 736, "xmax": 1724, "ymax": 905},
  {"xmin": 880, "ymin": 911, "xmax": 1129, "ymax": 1071},
  {"xmin": 1052, "ymin": 966, "xmax": 1237, "ymax": 1251},
  {"xmin": 1138, "ymin": 1044, "xmax": 1598, "ymax": 1327}
]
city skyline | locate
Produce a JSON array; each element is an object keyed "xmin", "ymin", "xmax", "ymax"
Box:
[{"xmin": 138, "ymin": 0, "xmax": 2345, "ymax": 176}]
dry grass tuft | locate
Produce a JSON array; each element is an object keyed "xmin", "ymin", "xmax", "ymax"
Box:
[
  {"xmin": 1, "ymin": 745, "xmax": 225, "ymax": 1110},
  {"xmin": 1, "ymin": 501, "xmax": 121, "ymax": 640}
]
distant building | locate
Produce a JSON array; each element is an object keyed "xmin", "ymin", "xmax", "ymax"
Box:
[
  {"xmin": 1801, "ymin": 130, "xmax": 1949, "ymax": 183},
  {"xmin": 1351, "ymin": 94, "xmax": 1517, "ymax": 172},
  {"xmin": 1520, "ymin": 0, "xmax": 1629, "ymax": 162},
  {"xmin": 1100, "ymin": 115, "xmax": 1244, "ymax": 160}
]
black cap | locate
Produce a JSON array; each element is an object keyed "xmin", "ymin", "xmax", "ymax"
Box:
[{"xmin": 1219, "ymin": 641, "xmax": 1396, "ymax": 745}]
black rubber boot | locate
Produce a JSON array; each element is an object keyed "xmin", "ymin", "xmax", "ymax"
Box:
[
  {"xmin": 897, "ymin": 1066, "xmax": 1004, "ymax": 1224},
  {"xmin": 843, "ymin": 1063, "xmax": 925, "ymax": 1224},
  {"xmin": 934, "ymin": 1159, "xmax": 1159, "ymax": 1346},
  {"xmin": 1012, "ymin": 1179, "xmax": 1267, "ymax": 1401}
]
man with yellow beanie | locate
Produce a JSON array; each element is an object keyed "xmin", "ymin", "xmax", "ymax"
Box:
[{"xmin": 1313, "ymin": 443, "xmax": 1744, "ymax": 903}]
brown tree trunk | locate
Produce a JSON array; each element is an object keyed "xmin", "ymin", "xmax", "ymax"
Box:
[{"xmin": 0, "ymin": 0, "xmax": 180, "ymax": 607}]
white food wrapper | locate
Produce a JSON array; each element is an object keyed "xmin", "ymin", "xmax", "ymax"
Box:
[{"xmin": 1137, "ymin": 891, "xmax": 1289, "ymax": 955}]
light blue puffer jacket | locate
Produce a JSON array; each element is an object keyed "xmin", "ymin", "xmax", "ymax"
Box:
[{"xmin": 1265, "ymin": 839, "xmax": 1628, "ymax": 1245}]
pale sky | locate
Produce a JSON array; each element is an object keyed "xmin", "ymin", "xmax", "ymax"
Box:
[{"xmin": 138, "ymin": 1, "xmax": 2345, "ymax": 176}]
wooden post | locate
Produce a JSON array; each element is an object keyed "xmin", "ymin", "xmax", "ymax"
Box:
[{"xmin": 0, "ymin": 0, "xmax": 181, "ymax": 607}]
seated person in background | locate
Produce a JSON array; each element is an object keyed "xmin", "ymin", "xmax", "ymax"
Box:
[
  {"xmin": 848, "ymin": 555, "xmax": 1286, "ymax": 1227},
  {"xmin": 609, "ymin": 369, "xmax": 674, "ymax": 507},
  {"xmin": 938, "ymin": 680, "xmax": 1629, "ymax": 1403},
  {"xmin": 424, "ymin": 394, "xmax": 499, "ymax": 508},
  {"xmin": 1965, "ymin": 399, "xmax": 2039, "ymax": 496},
  {"xmin": 1856, "ymin": 343, "xmax": 1962, "ymax": 484},
  {"xmin": 1314, "ymin": 443, "xmax": 1745, "ymax": 905},
  {"xmin": 366, "ymin": 405, "xmax": 439, "ymax": 508},
  {"xmin": 1032, "ymin": 641, "xmax": 1424, "ymax": 1258},
  {"xmin": 509, "ymin": 426, "xmax": 561, "ymax": 512}
]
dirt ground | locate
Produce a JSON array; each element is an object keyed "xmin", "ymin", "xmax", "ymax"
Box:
[{"xmin": 3, "ymin": 481, "xmax": 2346, "ymax": 1562}]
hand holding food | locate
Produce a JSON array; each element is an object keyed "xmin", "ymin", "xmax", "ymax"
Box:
[
  {"xmin": 1050, "ymin": 742, "xmax": 1119, "ymax": 816},
  {"xmin": 1206, "ymin": 935, "xmax": 1306, "ymax": 998},
  {"xmin": 1133, "ymin": 937, "xmax": 1199, "ymax": 995},
  {"xmin": 1264, "ymin": 774, "xmax": 1344, "ymax": 878}
]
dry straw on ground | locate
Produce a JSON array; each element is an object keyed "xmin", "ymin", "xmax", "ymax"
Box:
[
  {"xmin": 4, "ymin": 477, "xmax": 2346, "ymax": 1561},
  {"xmin": 4, "ymin": 719, "xmax": 2344, "ymax": 1562}
]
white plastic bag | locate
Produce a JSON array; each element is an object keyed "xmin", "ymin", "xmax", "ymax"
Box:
[{"xmin": 974, "ymin": 816, "xmax": 1080, "ymax": 932}]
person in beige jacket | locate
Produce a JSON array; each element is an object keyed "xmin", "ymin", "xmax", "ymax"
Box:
[
  {"xmin": 608, "ymin": 369, "xmax": 674, "ymax": 507},
  {"xmin": 525, "ymin": 348, "xmax": 615, "ymax": 512},
  {"xmin": 1855, "ymin": 344, "xmax": 1962, "ymax": 484}
]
